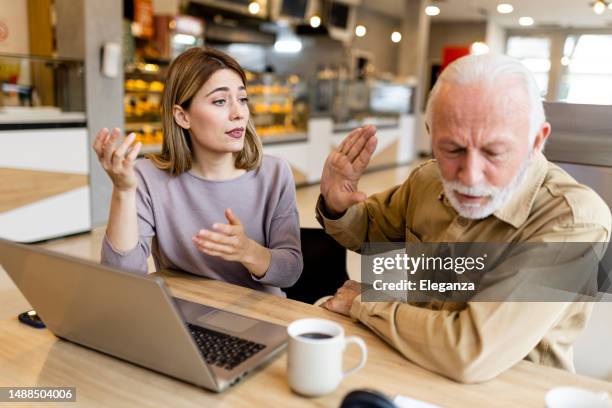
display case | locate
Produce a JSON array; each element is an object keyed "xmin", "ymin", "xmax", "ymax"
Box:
[
  {"xmin": 311, "ymin": 76, "xmax": 414, "ymax": 125},
  {"xmin": 0, "ymin": 54, "xmax": 90, "ymax": 242},
  {"xmin": 124, "ymin": 61, "xmax": 167, "ymax": 154},
  {"xmin": 247, "ymin": 71, "xmax": 309, "ymax": 144},
  {"xmin": 123, "ymin": 66, "xmax": 310, "ymax": 151},
  {"xmin": 0, "ymin": 53, "xmax": 84, "ymax": 114}
]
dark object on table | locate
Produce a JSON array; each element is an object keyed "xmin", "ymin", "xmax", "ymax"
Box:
[
  {"xmin": 18, "ymin": 310, "xmax": 46, "ymax": 329},
  {"xmin": 340, "ymin": 389, "xmax": 397, "ymax": 408}
]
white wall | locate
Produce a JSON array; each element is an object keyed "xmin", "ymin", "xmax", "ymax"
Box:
[
  {"xmin": 266, "ymin": 37, "xmax": 348, "ymax": 77},
  {"xmin": 574, "ymin": 297, "xmax": 612, "ymax": 382},
  {"xmin": 0, "ymin": 0, "xmax": 30, "ymax": 54},
  {"xmin": 351, "ymin": 7, "xmax": 401, "ymax": 75},
  {"xmin": 485, "ymin": 20, "xmax": 506, "ymax": 54}
]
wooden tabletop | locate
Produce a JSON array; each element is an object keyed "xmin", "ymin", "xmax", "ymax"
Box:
[{"xmin": 1, "ymin": 269, "xmax": 611, "ymax": 408}]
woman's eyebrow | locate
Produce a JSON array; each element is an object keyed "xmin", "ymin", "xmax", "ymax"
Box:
[{"xmin": 205, "ymin": 85, "xmax": 246, "ymax": 97}]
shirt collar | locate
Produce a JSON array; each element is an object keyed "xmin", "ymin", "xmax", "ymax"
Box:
[
  {"xmin": 437, "ymin": 151, "xmax": 549, "ymax": 229},
  {"xmin": 493, "ymin": 151, "xmax": 548, "ymax": 228}
]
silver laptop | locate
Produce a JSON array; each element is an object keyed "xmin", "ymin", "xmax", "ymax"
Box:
[{"xmin": 0, "ymin": 238, "xmax": 287, "ymax": 392}]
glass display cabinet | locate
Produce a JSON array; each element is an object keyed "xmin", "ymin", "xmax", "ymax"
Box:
[
  {"xmin": 246, "ymin": 71, "xmax": 309, "ymax": 144},
  {"xmin": 0, "ymin": 54, "xmax": 90, "ymax": 242}
]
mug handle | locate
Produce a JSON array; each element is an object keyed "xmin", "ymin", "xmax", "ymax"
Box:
[{"xmin": 343, "ymin": 336, "xmax": 367, "ymax": 378}]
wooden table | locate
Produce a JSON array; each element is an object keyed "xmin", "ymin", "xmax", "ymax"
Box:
[{"xmin": 1, "ymin": 270, "xmax": 611, "ymax": 407}]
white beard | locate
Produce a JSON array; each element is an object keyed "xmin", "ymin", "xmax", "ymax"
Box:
[{"xmin": 441, "ymin": 156, "xmax": 531, "ymax": 220}]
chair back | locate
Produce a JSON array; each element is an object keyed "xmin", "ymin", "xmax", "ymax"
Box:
[{"xmin": 284, "ymin": 228, "xmax": 348, "ymax": 304}]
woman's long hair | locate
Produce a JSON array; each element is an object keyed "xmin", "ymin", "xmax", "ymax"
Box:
[{"xmin": 149, "ymin": 47, "xmax": 262, "ymax": 175}]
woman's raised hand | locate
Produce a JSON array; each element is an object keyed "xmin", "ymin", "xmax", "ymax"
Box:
[{"xmin": 93, "ymin": 128, "xmax": 142, "ymax": 192}]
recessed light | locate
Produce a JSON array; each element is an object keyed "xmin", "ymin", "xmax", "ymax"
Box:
[
  {"xmin": 497, "ymin": 3, "xmax": 514, "ymax": 14},
  {"xmin": 274, "ymin": 39, "xmax": 303, "ymax": 53},
  {"xmin": 248, "ymin": 1, "xmax": 260, "ymax": 15},
  {"xmin": 518, "ymin": 16, "xmax": 534, "ymax": 26},
  {"xmin": 425, "ymin": 6, "xmax": 441, "ymax": 16},
  {"xmin": 471, "ymin": 42, "xmax": 490, "ymax": 55},
  {"xmin": 593, "ymin": 0, "xmax": 606, "ymax": 14},
  {"xmin": 310, "ymin": 15, "xmax": 321, "ymax": 28},
  {"xmin": 355, "ymin": 25, "xmax": 367, "ymax": 37},
  {"xmin": 391, "ymin": 31, "xmax": 402, "ymax": 43}
]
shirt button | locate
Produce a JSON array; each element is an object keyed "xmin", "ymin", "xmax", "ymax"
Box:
[{"xmin": 457, "ymin": 217, "xmax": 469, "ymax": 226}]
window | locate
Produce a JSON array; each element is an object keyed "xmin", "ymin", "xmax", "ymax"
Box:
[
  {"xmin": 559, "ymin": 35, "xmax": 612, "ymax": 105},
  {"xmin": 506, "ymin": 36, "xmax": 551, "ymax": 98}
]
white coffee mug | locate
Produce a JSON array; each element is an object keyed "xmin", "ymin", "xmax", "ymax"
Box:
[
  {"xmin": 545, "ymin": 386, "xmax": 610, "ymax": 408},
  {"xmin": 287, "ymin": 318, "xmax": 367, "ymax": 397}
]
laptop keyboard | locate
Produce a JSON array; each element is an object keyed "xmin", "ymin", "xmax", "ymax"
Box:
[{"xmin": 187, "ymin": 323, "xmax": 266, "ymax": 371}]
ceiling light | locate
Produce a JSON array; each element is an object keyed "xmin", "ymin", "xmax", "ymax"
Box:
[
  {"xmin": 497, "ymin": 3, "xmax": 514, "ymax": 14},
  {"xmin": 593, "ymin": 0, "xmax": 606, "ymax": 14},
  {"xmin": 174, "ymin": 34, "xmax": 196, "ymax": 45},
  {"xmin": 355, "ymin": 25, "xmax": 367, "ymax": 37},
  {"xmin": 561, "ymin": 56, "xmax": 571, "ymax": 66},
  {"xmin": 470, "ymin": 42, "xmax": 490, "ymax": 55},
  {"xmin": 425, "ymin": 6, "xmax": 441, "ymax": 16},
  {"xmin": 518, "ymin": 16, "xmax": 534, "ymax": 26},
  {"xmin": 391, "ymin": 31, "xmax": 402, "ymax": 43},
  {"xmin": 274, "ymin": 39, "xmax": 302, "ymax": 53},
  {"xmin": 310, "ymin": 15, "xmax": 321, "ymax": 28},
  {"xmin": 248, "ymin": 1, "xmax": 260, "ymax": 15}
]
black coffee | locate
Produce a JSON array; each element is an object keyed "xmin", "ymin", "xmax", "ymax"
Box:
[{"xmin": 298, "ymin": 332, "xmax": 333, "ymax": 340}]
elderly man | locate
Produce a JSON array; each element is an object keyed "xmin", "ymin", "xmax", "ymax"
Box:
[{"xmin": 316, "ymin": 54, "xmax": 611, "ymax": 383}]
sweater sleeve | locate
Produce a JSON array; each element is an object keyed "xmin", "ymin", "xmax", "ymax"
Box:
[
  {"xmin": 100, "ymin": 166, "xmax": 156, "ymax": 274},
  {"xmin": 252, "ymin": 160, "xmax": 303, "ymax": 288}
]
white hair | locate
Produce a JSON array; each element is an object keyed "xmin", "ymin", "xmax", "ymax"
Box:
[{"xmin": 425, "ymin": 54, "xmax": 545, "ymax": 146}]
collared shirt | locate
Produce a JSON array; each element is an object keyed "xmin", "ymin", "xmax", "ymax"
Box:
[{"xmin": 316, "ymin": 151, "xmax": 611, "ymax": 383}]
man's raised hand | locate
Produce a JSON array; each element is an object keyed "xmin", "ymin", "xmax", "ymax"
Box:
[{"xmin": 320, "ymin": 125, "xmax": 377, "ymax": 216}]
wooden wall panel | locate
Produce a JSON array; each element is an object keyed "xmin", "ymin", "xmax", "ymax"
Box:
[{"xmin": 27, "ymin": 0, "xmax": 55, "ymax": 106}]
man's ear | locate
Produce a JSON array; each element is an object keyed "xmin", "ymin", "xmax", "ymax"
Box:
[
  {"xmin": 532, "ymin": 122, "xmax": 551, "ymax": 153},
  {"xmin": 173, "ymin": 105, "xmax": 190, "ymax": 129}
]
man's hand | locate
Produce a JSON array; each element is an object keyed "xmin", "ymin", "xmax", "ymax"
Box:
[
  {"xmin": 321, "ymin": 280, "xmax": 362, "ymax": 316},
  {"xmin": 320, "ymin": 125, "xmax": 377, "ymax": 217}
]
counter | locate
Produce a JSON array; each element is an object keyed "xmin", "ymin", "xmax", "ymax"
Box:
[
  {"xmin": 265, "ymin": 114, "xmax": 415, "ymax": 186},
  {"xmin": 0, "ymin": 110, "xmax": 90, "ymax": 243}
]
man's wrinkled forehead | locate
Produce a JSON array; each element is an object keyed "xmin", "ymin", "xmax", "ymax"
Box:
[
  {"xmin": 437, "ymin": 75, "xmax": 527, "ymax": 108},
  {"xmin": 431, "ymin": 79, "xmax": 531, "ymax": 133}
]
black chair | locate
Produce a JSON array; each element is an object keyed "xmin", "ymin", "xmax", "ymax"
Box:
[{"xmin": 284, "ymin": 228, "xmax": 349, "ymax": 304}]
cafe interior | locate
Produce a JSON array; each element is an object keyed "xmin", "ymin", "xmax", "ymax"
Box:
[{"xmin": 1, "ymin": 0, "xmax": 612, "ymax": 406}]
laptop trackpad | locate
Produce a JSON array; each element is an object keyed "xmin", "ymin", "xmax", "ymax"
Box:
[{"xmin": 196, "ymin": 311, "xmax": 258, "ymax": 333}]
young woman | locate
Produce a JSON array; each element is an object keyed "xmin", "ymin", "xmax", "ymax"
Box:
[{"xmin": 94, "ymin": 47, "xmax": 302, "ymax": 296}]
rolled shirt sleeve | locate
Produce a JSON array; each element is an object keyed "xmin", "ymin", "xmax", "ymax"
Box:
[
  {"xmin": 349, "ymin": 296, "xmax": 574, "ymax": 383},
  {"xmin": 315, "ymin": 172, "xmax": 414, "ymax": 252},
  {"xmin": 348, "ymin": 222, "xmax": 610, "ymax": 383}
]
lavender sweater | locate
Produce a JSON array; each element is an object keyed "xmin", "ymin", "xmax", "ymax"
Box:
[{"xmin": 101, "ymin": 155, "xmax": 303, "ymax": 296}]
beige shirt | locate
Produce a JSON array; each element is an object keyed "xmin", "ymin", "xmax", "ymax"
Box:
[{"xmin": 316, "ymin": 151, "xmax": 611, "ymax": 383}]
